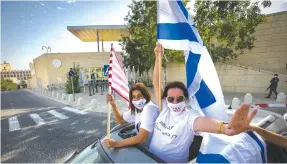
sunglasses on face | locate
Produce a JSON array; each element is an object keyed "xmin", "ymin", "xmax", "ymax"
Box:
[{"xmin": 166, "ymin": 96, "xmax": 185, "ymax": 103}]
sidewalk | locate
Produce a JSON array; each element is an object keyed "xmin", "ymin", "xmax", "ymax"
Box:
[{"xmin": 29, "ymin": 86, "xmax": 285, "ymax": 114}]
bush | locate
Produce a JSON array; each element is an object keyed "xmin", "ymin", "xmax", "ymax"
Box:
[
  {"xmin": 20, "ymin": 80, "xmax": 27, "ymax": 88},
  {"xmin": 65, "ymin": 65, "xmax": 81, "ymax": 94},
  {"xmin": 1, "ymin": 78, "xmax": 17, "ymax": 91}
]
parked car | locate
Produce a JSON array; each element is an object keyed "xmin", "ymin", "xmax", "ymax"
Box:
[{"xmin": 64, "ymin": 108, "xmax": 287, "ymax": 163}]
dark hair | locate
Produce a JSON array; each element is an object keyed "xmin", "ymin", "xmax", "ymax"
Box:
[
  {"xmin": 163, "ymin": 81, "xmax": 189, "ymax": 99},
  {"xmin": 129, "ymin": 83, "xmax": 151, "ymax": 115}
]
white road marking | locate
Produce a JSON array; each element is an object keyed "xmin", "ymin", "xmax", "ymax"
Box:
[
  {"xmin": 37, "ymin": 106, "xmax": 57, "ymax": 111},
  {"xmin": 29, "ymin": 114, "xmax": 45, "ymax": 126},
  {"xmin": 62, "ymin": 107, "xmax": 87, "ymax": 115},
  {"xmin": 47, "ymin": 110, "xmax": 68, "ymax": 120},
  {"xmin": 8, "ymin": 116, "xmax": 21, "ymax": 132}
]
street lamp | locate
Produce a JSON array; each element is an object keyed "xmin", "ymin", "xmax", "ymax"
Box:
[{"xmin": 42, "ymin": 46, "xmax": 51, "ymax": 53}]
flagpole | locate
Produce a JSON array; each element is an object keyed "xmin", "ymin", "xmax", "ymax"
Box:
[
  {"xmin": 158, "ymin": 47, "xmax": 162, "ymax": 112},
  {"xmin": 157, "ymin": 0, "xmax": 162, "ymax": 112},
  {"xmin": 107, "ymin": 85, "xmax": 111, "ymax": 138},
  {"xmin": 107, "ymin": 44, "xmax": 113, "ymax": 139}
]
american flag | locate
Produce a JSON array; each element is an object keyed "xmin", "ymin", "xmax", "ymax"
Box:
[{"xmin": 108, "ymin": 44, "xmax": 130, "ymax": 105}]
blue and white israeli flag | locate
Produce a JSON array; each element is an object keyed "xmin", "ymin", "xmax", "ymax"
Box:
[
  {"xmin": 157, "ymin": 0, "xmax": 228, "ymax": 122},
  {"xmin": 157, "ymin": 1, "xmax": 267, "ymax": 163},
  {"xmin": 197, "ymin": 132, "xmax": 267, "ymax": 163}
]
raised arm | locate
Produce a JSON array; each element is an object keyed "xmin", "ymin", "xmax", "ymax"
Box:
[
  {"xmin": 106, "ymin": 94, "xmax": 126, "ymax": 125},
  {"xmin": 153, "ymin": 43, "xmax": 163, "ymax": 106},
  {"xmin": 250, "ymin": 126, "xmax": 287, "ymax": 148},
  {"xmin": 193, "ymin": 104, "xmax": 257, "ymax": 136}
]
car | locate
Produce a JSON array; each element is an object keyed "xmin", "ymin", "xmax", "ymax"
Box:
[{"xmin": 64, "ymin": 108, "xmax": 287, "ymax": 163}]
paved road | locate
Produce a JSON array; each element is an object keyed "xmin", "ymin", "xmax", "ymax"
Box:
[{"xmin": 1, "ymin": 90, "xmax": 116, "ymax": 163}]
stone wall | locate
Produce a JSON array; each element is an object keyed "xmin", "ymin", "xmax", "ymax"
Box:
[
  {"xmin": 216, "ymin": 63, "xmax": 287, "ymax": 94},
  {"xmin": 227, "ymin": 11, "xmax": 287, "ymax": 75}
]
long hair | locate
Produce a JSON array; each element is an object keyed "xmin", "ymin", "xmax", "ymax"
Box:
[{"xmin": 129, "ymin": 83, "xmax": 151, "ymax": 115}]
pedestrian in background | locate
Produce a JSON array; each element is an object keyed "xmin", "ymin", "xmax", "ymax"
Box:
[{"xmin": 265, "ymin": 74, "xmax": 279, "ymax": 99}]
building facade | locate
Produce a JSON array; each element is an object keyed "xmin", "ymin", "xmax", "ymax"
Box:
[
  {"xmin": 29, "ymin": 52, "xmax": 123, "ymax": 89},
  {"xmin": 1, "ymin": 70, "xmax": 31, "ymax": 84},
  {"xmin": 0, "ymin": 61, "xmax": 12, "ymax": 72}
]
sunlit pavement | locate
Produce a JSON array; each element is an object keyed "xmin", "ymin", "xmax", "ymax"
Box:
[{"xmin": 1, "ymin": 90, "xmax": 116, "ymax": 163}]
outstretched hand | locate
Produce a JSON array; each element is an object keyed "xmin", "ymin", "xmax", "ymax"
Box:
[{"xmin": 223, "ymin": 104, "xmax": 257, "ymax": 136}]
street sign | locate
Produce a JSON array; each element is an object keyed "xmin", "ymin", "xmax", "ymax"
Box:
[
  {"xmin": 69, "ymin": 71, "xmax": 75, "ymax": 77},
  {"xmin": 104, "ymin": 65, "xmax": 109, "ymax": 76},
  {"xmin": 68, "ymin": 70, "xmax": 75, "ymax": 101}
]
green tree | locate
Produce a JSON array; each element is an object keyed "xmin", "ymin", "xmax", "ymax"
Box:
[
  {"xmin": 194, "ymin": 0, "xmax": 271, "ymax": 62},
  {"xmin": 121, "ymin": 0, "xmax": 271, "ymax": 66},
  {"xmin": 20, "ymin": 80, "xmax": 27, "ymax": 88},
  {"xmin": 65, "ymin": 65, "xmax": 81, "ymax": 94},
  {"xmin": 120, "ymin": 0, "xmax": 190, "ymax": 74},
  {"xmin": 1, "ymin": 78, "xmax": 17, "ymax": 91}
]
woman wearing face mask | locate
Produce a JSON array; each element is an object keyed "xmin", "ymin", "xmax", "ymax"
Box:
[
  {"xmin": 104, "ymin": 83, "xmax": 159, "ymax": 148},
  {"xmin": 149, "ymin": 43, "xmax": 258, "ymax": 163}
]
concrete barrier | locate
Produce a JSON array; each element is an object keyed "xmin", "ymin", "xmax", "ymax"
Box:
[
  {"xmin": 62, "ymin": 94, "xmax": 66, "ymax": 100},
  {"xmin": 56, "ymin": 93, "xmax": 60, "ymax": 99},
  {"xmin": 68, "ymin": 94, "xmax": 73, "ymax": 102},
  {"xmin": 77, "ymin": 97, "xmax": 84, "ymax": 106},
  {"xmin": 231, "ymin": 97, "xmax": 240, "ymax": 109},
  {"xmin": 91, "ymin": 99, "xmax": 97, "ymax": 107},
  {"xmin": 244, "ymin": 93, "xmax": 253, "ymax": 104},
  {"xmin": 276, "ymin": 92, "xmax": 286, "ymax": 103}
]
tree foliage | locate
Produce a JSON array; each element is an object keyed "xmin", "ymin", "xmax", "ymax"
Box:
[
  {"xmin": 1, "ymin": 78, "xmax": 17, "ymax": 91},
  {"xmin": 20, "ymin": 80, "xmax": 27, "ymax": 88},
  {"xmin": 121, "ymin": 0, "xmax": 271, "ymax": 69},
  {"xmin": 120, "ymin": 0, "xmax": 190, "ymax": 75},
  {"xmin": 194, "ymin": 0, "xmax": 271, "ymax": 62},
  {"xmin": 65, "ymin": 65, "xmax": 81, "ymax": 94}
]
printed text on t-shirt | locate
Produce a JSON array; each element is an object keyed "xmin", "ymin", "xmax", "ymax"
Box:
[{"xmin": 155, "ymin": 121, "xmax": 177, "ymax": 139}]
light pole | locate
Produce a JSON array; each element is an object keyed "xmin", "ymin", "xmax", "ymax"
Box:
[
  {"xmin": 48, "ymin": 46, "xmax": 52, "ymax": 53},
  {"xmin": 42, "ymin": 46, "xmax": 51, "ymax": 53}
]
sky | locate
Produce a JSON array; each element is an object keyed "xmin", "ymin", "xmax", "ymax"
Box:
[{"xmin": 1, "ymin": 0, "xmax": 287, "ymax": 70}]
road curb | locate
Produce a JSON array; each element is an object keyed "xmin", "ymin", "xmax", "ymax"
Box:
[{"xmin": 27, "ymin": 89, "xmax": 72, "ymax": 107}]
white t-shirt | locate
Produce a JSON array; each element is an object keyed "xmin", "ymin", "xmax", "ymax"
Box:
[
  {"xmin": 122, "ymin": 101, "xmax": 159, "ymax": 145},
  {"xmin": 149, "ymin": 100, "xmax": 202, "ymax": 163}
]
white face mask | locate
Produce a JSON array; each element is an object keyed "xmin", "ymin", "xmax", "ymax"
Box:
[
  {"xmin": 132, "ymin": 98, "xmax": 146, "ymax": 110},
  {"xmin": 167, "ymin": 101, "xmax": 186, "ymax": 116}
]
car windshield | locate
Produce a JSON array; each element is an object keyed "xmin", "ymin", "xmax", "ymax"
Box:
[{"xmin": 66, "ymin": 140, "xmax": 110, "ymax": 163}]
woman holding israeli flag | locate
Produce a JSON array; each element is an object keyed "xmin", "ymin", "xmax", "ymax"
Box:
[{"xmin": 149, "ymin": 44, "xmax": 261, "ymax": 163}]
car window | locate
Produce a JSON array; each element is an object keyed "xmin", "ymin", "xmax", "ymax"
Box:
[{"xmin": 67, "ymin": 141, "xmax": 109, "ymax": 163}]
